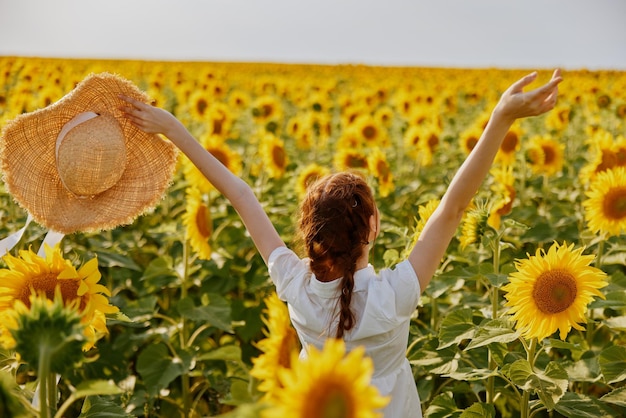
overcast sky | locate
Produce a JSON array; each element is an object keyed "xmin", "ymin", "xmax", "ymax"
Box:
[{"xmin": 1, "ymin": 0, "xmax": 625, "ymax": 70}]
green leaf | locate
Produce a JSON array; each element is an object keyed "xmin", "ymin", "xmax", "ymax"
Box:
[
  {"xmin": 590, "ymin": 290, "xmax": 626, "ymax": 309},
  {"xmin": 438, "ymin": 308, "xmax": 476, "ymax": 349},
  {"xmin": 505, "ymin": 360, "xmax": 568, "ymax": 410},
  {"xmin": 221, "ymin": 380, "xmax": 255, "ymax": 406},
  {"xmin": 445, "ymin": 367, "xmax": 497, "ymax": 381},
  {"xmin": 197, "ymin": 345, "xmax": 242, "ymax": 362},
  {"xmin": 600, "ymin": 386, "xmax": 626, "ymax": 407},
  {"xmin": 423, "ymin": 392, "xmax": 462, "ymax": 418},
  {"xmin": 73, "ymin": 380, "xmax": 122, "ymax": 399},
  {"xmin": 94, "ymin": 250, "xmax": 141, "ymax": 271},
  {"xmin": 213, "ymin": 403, "xmax": 265, "ymax": 418},
  {"xmin": 80, "ymin": 395, "xmax": 133, "ymax": 417},
  {"xmin": 562, "ymin": 357, "xmax": 600, "ymax": 382},
  {"xmin": 459, "ymin": 402, "xmax": 495, "ymax": 418},
  {"xmin": 136, "ymin": 343, "xmax": 187, "ymax": 396},
  {"xmin": 603, "ymin": 315, "xmax": 626, "ymax": 332},
  {"xmin": 555, "ymin": 392, "xmax": 617, "ymax": 418},
  {"xmin": 599, "ymin": 345, "xmax": 626, "ymax": 384},
  {"xmin": 177, "ymin": 294, "xmax": 232, "ymax": 331},
  {"xmin": 141, "ymin": 256, "xmax": 178, "ymax": 289},
  {"xmin": 465, "ymin": 318, "xmax": 519, "ymax": 350}
]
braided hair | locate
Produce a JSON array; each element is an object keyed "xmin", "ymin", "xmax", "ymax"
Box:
[{"xmin": 297, "ymin": 172, "xmax": 376, "ymax": 338}]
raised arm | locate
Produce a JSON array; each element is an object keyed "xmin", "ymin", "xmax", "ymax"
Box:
[
  {"xmin": 408, "ymin": 69, "xmax": 563, "ymax": 292},
  {"xmin": 119, "ymin": 96, "xmax": 285, "ymax": 264}
]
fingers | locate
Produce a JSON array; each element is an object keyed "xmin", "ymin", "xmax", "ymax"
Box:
[{"xmin": 509, "ymin": 71, "xmax": 538, "ymax": 93}]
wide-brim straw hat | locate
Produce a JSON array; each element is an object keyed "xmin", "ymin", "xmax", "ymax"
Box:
[{"xmin": 0, "ymin": 72, "xmax": 178, "ymax": 234}]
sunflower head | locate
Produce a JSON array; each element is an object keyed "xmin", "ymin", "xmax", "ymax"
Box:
[
  {"xmin": 460, "ymin": 203, "xmax": 490, "ymax": 250},
  {"xmin": 0, "ymin": 244, "xmax": 118, "ymax": 351},
  {"xmin": 296, "ymin": 164, "xmax": 331, "ymax": 199},
  {"xmin": 9, "ymin": 291, "xmax": 86, "ymax": 375},
  {"xmin": 250, "ymin": 293, "xmax": 300, "ymax": 402},
  {"xmin": 367, "ymin": 148, "xmax": 394, "ymax": 198},
  {"xmin": 502, "ymin": 242, "xmax": 608, "ymax": 341},
  {"xmin": 583, "ymin": 166, "xmax": 626, "ymax": 237},
  {"xmin": 267, "ymin": 339, "xmax": 389, "ymax": 418},
  {"xmin": 183, "ymin": 186, "xmax": 213, "ymax": 260}
]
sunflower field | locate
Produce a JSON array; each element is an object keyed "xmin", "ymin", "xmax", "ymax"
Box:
[{"xmin": 1, "ymin": 56, "xmax": 626, "ymax": 418}]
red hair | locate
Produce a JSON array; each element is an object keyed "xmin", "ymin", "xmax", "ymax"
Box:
[{"xmin": 297, "ymin": 171, "xmax": 375, "ymax": 338}]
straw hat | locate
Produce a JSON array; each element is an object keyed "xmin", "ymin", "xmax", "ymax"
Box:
[{"xmin": 0, "ymin": 72, "xmax": 178, "ymax": 234}]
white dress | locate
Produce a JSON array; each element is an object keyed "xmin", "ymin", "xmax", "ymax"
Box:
[{"xmin": 268, "ymin": 246, "xmax": 423, "ymax": 418}]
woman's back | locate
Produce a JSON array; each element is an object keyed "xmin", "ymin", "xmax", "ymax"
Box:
[{"xmin": 268, "ymin": 245, "xmax": 422, "ymax": 417}]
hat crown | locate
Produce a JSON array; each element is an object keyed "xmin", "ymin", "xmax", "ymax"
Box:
[{"xmin": 56, "ymin": 113, "xmax": 127, "ymax": 197}]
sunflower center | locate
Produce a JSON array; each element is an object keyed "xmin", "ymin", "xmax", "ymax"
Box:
[
  {"xmin": 466, "ymin": 136, "xmax": 479, "ymax": 151},
  {"xmin": 347, "ymin": 155, "xmax": 368, "ymax": 169},
  {"xmin": 209, "ymin": 147, "xmax": 229, "ymax": 168},
  {"xmin": 19, "ymin": 273, "xmax": 82, "ymax": 309},
  {"xmin": 603, "ymin": 187, "xmax": 626, "ymax": 220},
  {"xmin": 541, "ymin": 144, "xmax": 556, "ymax": 165},
  {"xmin": 272, "ymin": 146, "xmax": 286, "ymax": 168},
  {"xmin": 362, "ymin": 126, "xmax": 377, "ymax": 140},
  {"xmin": 427, "ymin": 134, "xmax": 439, "ymax": 151},
  {"xmin": 196, "ymin": 98, "xmax": 208, "ymax": 115},
  {"xmin": 195, "ymin": 204, "xmax": 212, "ymax": 238},
  {"xmin": 278, "ymin": 328, "xmax": 298, "ymax": 369},
  {"xmin": 305, "ymin": 384, "xmax": 354, "ymax": 418},
  {"xmin": 532, "ymin": 269, "xmax": 577, "ymax": 314},
  {"xmin": 501, "ymin": 131, "xmax": 518, "ymax": 153}
]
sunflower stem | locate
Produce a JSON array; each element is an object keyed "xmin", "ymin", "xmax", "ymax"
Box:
[
  {"xmin": 486, "ymin": 237, "xmax": 502, "ymax": 404},
  {"xmin": 38, "ymin": 345, "xmax": 52, "ymax": 418},
  {"xmin": 520, "ymin": 338, "xmax": 538, "ymax": 418},
  {"xmin": 587, "ymin": 238, "xmax": 605, "ymax": 347},
  {"xmin": 181, "ymin": 238, "xmax": 191, "ymax": 418}
]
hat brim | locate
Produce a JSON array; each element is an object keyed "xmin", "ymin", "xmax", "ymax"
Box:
[{"xmin": 0, "ymin": 72, "xmax": 178, "ymax": 234}]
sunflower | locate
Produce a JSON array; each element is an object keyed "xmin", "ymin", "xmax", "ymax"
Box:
[
  {"xmin": 374, "ymin": 106, "xmax": 394, "ymax": 128},
  {"xmin": 205, "ymin": 102, "xmax": 233, "ymax": 137},
  {"xmin": 403, "ymin": 123, "xmax": 438, "ymax": 165},
  {"xmin": 403, "ymin": 124, "xmax": 423, "ymax": 157},
  {"xmin": 333, "ymin": 148, "xmax": 369, "ymax": 172},
  {"xmin": 420, "ymin": 123, "xmax": 441, "ymax": 166},
  {"xmin": 525, "ymin": 135, "xmax": 565, "ymax": 176},
  {"xmin": 487, "ymin": 165, "xmax": 516, "ymax": 230},
  {"xmin": 250, "ymin": 293, "xmax": 300, "ymax": 402},
  {"xmin": 296, "ymin": 164, "xmax": 330, "ymax": 199},
  {"xmin": 404, "ymin": 199, "xmax": 440, "ymax": 256},
  {"xmin": 227, "ymin": 89, "xmax": 251, "ymax": 113},
  {"xmin": 367, "ymin": 148, "xmax": 394, "ymax": 197},
  {"xmin": 460, "ymin": 126, "xmax": 483, "ymax": 156},
  {"xmin": 353, "ymin": 115, "xmax": 388, "ymax": 148},
  {"xmin": 183, "ymin": 186, "xmax": 213, "ymax": 260},
  {"xmin": 259, "ymin": 132, "xmax": 288, "ymax": 179},
  {"xmin": 0, "ymin": 245, "xmax": 118, "ymax": 351},
  {"xmin": 545, "ymin": 104, "xmax": 571, "ymax": 132},
  {"xmin": 502, "ymin": 242, "xmax": 607, "ymax": 341},
  {"xmin": 495, "ymin": 125, "xmax": 522, "ymax": 166},
  {"xmin": 267, "ymin": 338, "xmax": 389, "ymax": 418},
  {"xmin": 582, "ymin": 166, "xmax": 626, "ymax": 237},
  {"xmin": 188, "ymin": 90, "xmax": 211, "ymax": 121},
  {"xmin": 183, "ymin": 134, "xmax": 243, "ymax": 194},
  {"xmin": 579, "ymin": 130, "xmax": 622, "ymax": 186},
  {"xmin": 252, "ymin": 95, "xmax": 283, "ymax": 125},
  {"xmin": 459, "ymin": 203, "xmax": 490, "ymax": 250},
  {"xmin": 336, "ymin": 129, "xmax": 364, "ymax": 151}
]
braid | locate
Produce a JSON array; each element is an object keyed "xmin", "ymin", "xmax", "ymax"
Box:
[{"xmin": 297, "ymin": 171, "xmax": 376, "ymax": 338}]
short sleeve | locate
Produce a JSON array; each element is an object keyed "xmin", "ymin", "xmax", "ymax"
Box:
[
  {"xmin": 267, "ymin": 246, "xmax": 308, "ymax": 302},
  {"xmin": 379, "ymin": 260, "xmax": 420, "ymax": 318}
]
